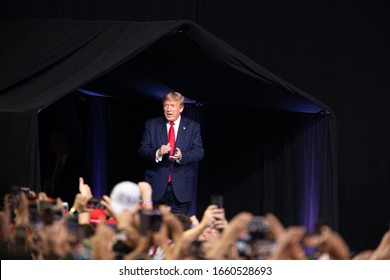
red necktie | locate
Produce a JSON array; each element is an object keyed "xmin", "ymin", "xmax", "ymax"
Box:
[
  {"xmin": 168, "ymin": 121, "xmax": 175, "ymax": 182},
  {"xmin": 168, "ymin": 121, "xmax": 175, "ymax": 155}
]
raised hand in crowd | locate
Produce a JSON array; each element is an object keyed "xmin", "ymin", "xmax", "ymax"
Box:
[
  {"xmin": 315, "ymin": 224, "xmax": 350, "ymax": 260},
  {"xmin": 186, "ymin": 204, "xmax": 221, "ymax": 243},
  {"xmin": 352, "ymin": 228, "xmax": 390, "ymax": 260},
  {"xmin": 271, "ymin": 226, "xmax": 306, "ymax": 260},
  {"xmin": 353, "ymin": 230, "xmax": 390, "ymax": 260},
  {"xmin": 0, "ymin": 194, "xmax": 11, "ymax": 243},
  {"xmin": 91, "ymin": 218, "xmax": 116, "ymax": 260},
  {"xmin": 265, "ymin": 213, "xmax": 350, "ymax": 260},
  {"xmin": 156, "ymin": 204, "xmax": 184, "ymax": 260},
  {"xmin": 264, "ymin": 214, "xmax": 306, "ymax": 260},
  {"xmin": 206, "ymin": 211, "xmax": 253, "ymax": 260},
  {"xmin": 369, "ymin": 229, "xmax": 390, "ymax": 260},
  {"xmin": 40, "ymin": 219, "xmax": 72, "ymax": 259},
  {"xmin": 138, "ymin": 181, "xmax": 153, "ymax": 210},
  {"xmin": 172, "ymin": 204, "xmax": 227, "ymax": 259},
  {"xmin": 70, "ymin": 177, "xmax": 93, "ymax": 212}
]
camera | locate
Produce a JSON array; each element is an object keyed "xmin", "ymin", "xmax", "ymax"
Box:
[
  {"xmin": 9, "ymin": 185, "xmax": 22, "ymax": 204},
  {"xmin": 38, "ymin": 200, "xmax": 63, "ymax": 224},
  {"xmin": 86, "ymin": 197, "xmax": 104, "ymax": 210},
  {"xmin": 139, "ymin": 209, "xmax": 162, "ymax": 234},
  {"xmin": 248, "ymin": 216, "xmax": 272, "ymax": 239},
  {"xmin": 8, "ymin": 185, "xmax": 36, "ymax": 205},
  {"xmin": 236, "ymin": 216, "xmax": 276, "ymax": 260}
]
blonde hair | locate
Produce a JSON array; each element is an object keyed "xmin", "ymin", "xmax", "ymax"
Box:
[{"xmin": 163, "ymin": 91, "xmax": 184, "ymax": 106}]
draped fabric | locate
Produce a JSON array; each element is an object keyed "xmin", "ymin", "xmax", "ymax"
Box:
[{"xmin": 199, "ymin": 107, "xmax": 337, "ymax": 228}]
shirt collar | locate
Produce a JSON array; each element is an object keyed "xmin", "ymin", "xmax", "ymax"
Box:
[{"xmin": 167, "ymin": 115, "xmax": 181, "ymax": 126}]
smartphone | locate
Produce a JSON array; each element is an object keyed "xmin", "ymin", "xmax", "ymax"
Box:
[
  {"xmin": 37, "ymin": 200, "xmax": 56, "ymax": 212},
  {"xmin": 9, "ymin": 185, "xmax": 21, "ymax": 204},
  {"xmin": 139, "ymin": 209, "xmax": 162, "ymax": 235},
  {"xmin": 86, "ymin": 197, "xmax": 104, "ymax": 210},
  {"xmin": 9, "ymin": 185, "xmax": 35, "ymax": 203},
  {"xmin": 62, "ymin": 202, "xmax": 69, "ymax": 215},
  {"xmin": 247, "ymin": 216, "xmax": 271, "ymax": 239},
  {"xmin": 247, "ymin": 216, "xmax": 276, "ymax": 260},
  {"xmin": 210, "ymin": 195, "xmax": 224, "ymax": 208},
  {"xmin": 38, "ymin": 200, "xmax": 63, "ymax": 224},
  {"xmin": 20, "ymin": 186, "xmax": 35, "ymax": 200}
]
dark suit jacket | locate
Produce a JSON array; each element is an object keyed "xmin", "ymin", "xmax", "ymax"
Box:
[
  {"xmin": 42, "ymin": 153, "xmax": 90, "ymax": 204},
  {"xmin": 138, "ymin": 116, "xmax": 204, "ymax": 202}
]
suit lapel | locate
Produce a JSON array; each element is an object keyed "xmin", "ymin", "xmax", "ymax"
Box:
[
  {"xmin": 158, "ymin": 118, "xmax": 168, "ymax": 145},
  {"xmin": 175, "ymin": 117, "xmax": 187, "ymax": 148}
]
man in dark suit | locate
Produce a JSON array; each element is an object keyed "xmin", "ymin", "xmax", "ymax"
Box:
[
  {"xmin": 42, "ymin": 129, "xmax": 89, "ymax": 204},
  {"xmin": 138, "ymin": 92, "xmax": 204, "ymax": 215}
]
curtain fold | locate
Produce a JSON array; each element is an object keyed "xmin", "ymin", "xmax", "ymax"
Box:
[
  {"xmin": 85, "ymin": 97, "xmax": 110, "ymax": 197},
  {"xmin": 199, "ymin": 109, "xmax": 338, "ymax": 229}
]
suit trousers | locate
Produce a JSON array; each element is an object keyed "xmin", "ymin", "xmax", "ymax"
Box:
[{"xmin": 157, "ymin": 182, "xmax": 191, "ymax": 216}]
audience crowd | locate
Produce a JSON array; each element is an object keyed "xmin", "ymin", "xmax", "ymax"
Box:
[{"xmin": 0, "ymin": 178, "xmax": 389, "ymax": 260}]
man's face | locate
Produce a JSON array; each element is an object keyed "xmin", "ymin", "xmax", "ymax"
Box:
[{"xmin": 163, "ymin": 98, "xmax": 183, "ymax": 122}]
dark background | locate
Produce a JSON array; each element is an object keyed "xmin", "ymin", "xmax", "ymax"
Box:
[{"xmin": 2, "ymin": 0, "xmax": 389, "ymax": 253}]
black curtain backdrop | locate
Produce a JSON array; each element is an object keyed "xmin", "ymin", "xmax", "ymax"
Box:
[{"xmin": 1, "ymin": 0, "xmax": 389, "ymax": 254}]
